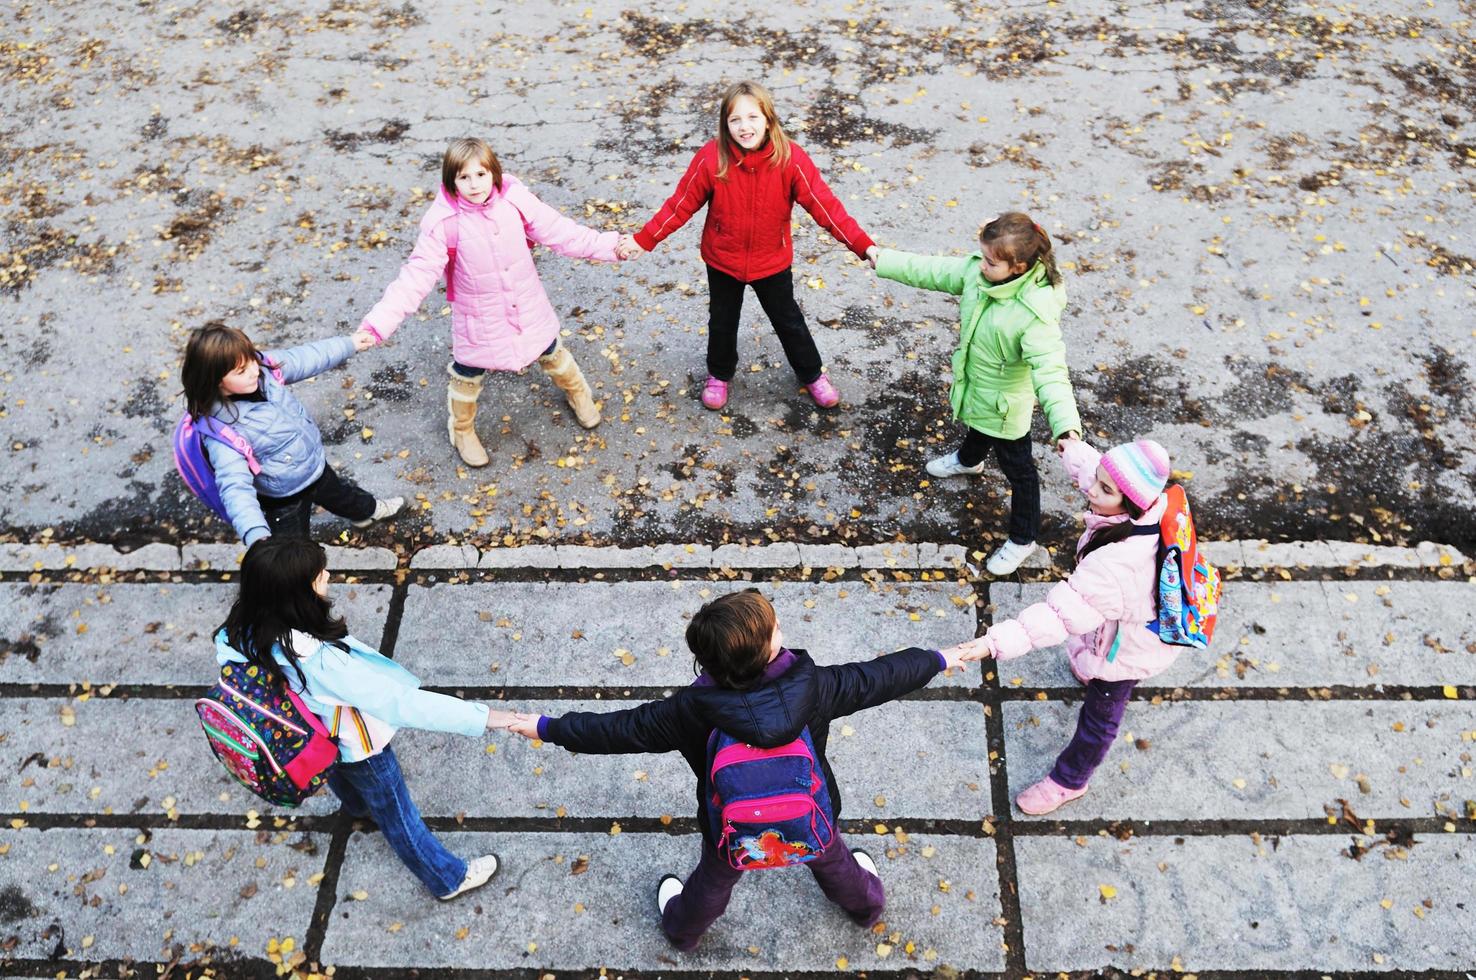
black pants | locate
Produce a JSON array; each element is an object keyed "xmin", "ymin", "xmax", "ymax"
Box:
[
  {"xmin": 706, "ymin": 265, "xmax": 823, "ymax": 384},
  {"xmin": 958, "ymin": 428, "xmax": 1039, "ymax": 545},
  {"xmin": 259, "ymin": 463, "xmax": 375, "ymax": 536}
]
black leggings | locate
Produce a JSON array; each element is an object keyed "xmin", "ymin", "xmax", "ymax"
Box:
[
  {"xmin": 259, "ymin": 463, "xmax": 375, "ymax": 536},
  {"xmin": 706, "ymin": 265, "xmax": 823, "ymax": 384},
  {"xmin": 958, "ymin": 428, "xmax": 1040, "ymax": 545}
]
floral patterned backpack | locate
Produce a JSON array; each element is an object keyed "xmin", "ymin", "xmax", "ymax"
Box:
[{"xmin": 195, "ymin": 660, "xmax": 338, "ymax": 807}]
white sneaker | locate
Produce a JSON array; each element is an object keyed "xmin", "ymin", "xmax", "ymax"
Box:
[
  {"xmin": 925, "ymin": 451, "xmax": 986, "ymax": 478},
  {"xmin": 851, "ymin": 849, "xmax": 879, "ymax": 879},
  {"xmin": 985, "ymin": 539, "xmax": 1038, "ymax": 576},
  {"xmin": 439, "ymin": 853, "xmax": 499, "ymax": 901},
  {"xmin": 657, "ymin": 874, "xmax": 684, "ymax": 914},
  {"xmin": 351, "ymin": 496, "xmax": 404, "ymax": 528}
]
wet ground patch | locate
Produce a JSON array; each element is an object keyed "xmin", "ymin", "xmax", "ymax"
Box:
[
  {"xmin": 804, "ymin": 86, "xmax": 935, "ymax": 150},
  {"xmin": 323, "ymin": 119, "xmax": 411, "ymax": 153}
]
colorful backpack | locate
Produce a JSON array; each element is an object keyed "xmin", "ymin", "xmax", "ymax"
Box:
[
  {"xmin": 172, "ymin": 360, "xmax": 283, "ymax": 522},
  {"xmin": 1132, "ymin": 484, "xmax": 1223, "ymax": 648},
  {"xmin": 195, "ymin": 660, "xmax": 338, "ymax": 807},
  {"xmin": 706, "ymin": 727, "xmax": 836, "ymax": 871}
]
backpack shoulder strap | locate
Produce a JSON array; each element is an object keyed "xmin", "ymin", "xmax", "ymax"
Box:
[
  {"xmin": 1129, "ymin": 523, "xmax": 1160, "ymax": 537},
  {"xmin": 440, "ymin": 212, "xmax": 460, "ymax": 302},
  {"xmin": 194, "ymin": 416, "xmax": 263, "ymax": 476}
]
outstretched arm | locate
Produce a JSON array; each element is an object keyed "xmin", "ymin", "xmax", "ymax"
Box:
[
  {"xmin": 263, "ymin": 336, "xmax": 357, "ymax": 385},
  {"xmin": 510, "ymin": 183, "xmax": 621, "ymax": 262},
  {"xmin": 358, "ymin": 222, "xmax": 451, "ymax": 344},
  {"xmin": 873, "ymin": 249, "xmax": 973, "ymax": 295},
  {"xmin": 816, "ymin": 647, "xmax": 945, "ymax": 721},
  {"xmin": 789, "ymin": 145, "xmax": 875, "ymax": 260},
  {"xmin": 632, "ymin": 147, "xmax": 714, "ymax": 253},
  {"xmin": 534, "ymin": 697, "xmax": 687, "ymax": 754}
]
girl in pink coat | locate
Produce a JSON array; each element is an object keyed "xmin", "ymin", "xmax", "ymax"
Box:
[
  {"xmin": 359, "ymin": 138, "xmax": 620, "ymax": 467},
  {"xmin": 983, "ymin": 437, "xmax": 1179, "ymax": 814}
]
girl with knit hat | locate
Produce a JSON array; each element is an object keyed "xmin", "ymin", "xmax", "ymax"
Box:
[{"xmin": 979, "ymin": 435, "xmax": 1178, "ymax": 815}]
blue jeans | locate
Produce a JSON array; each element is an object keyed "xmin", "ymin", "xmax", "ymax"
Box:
[{"xmin": 327, "ymin": 746, "xmax": 466, "ymax": 897}]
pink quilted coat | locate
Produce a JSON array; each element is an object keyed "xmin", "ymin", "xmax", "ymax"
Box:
[
  {"xmin": 986, "ymin": 439, "xmax": 1180, "ymax": 682},
  {"xmin": 360, "ymin": 176, "xmax": 619, "ymax": 371}
]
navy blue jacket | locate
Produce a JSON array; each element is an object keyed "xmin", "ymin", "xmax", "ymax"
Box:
[{"xmin": 540, "ymin": 646, "xmax": 943, "ymax": 845}]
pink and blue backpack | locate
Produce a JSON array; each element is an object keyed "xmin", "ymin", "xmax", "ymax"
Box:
[
  {"xmin": 706, "ymin": 727, "xmax": 836, "ymax": 870},
  {"xmin": 195, "ymin": 659, "xmax": 338, "ymax": 807},
  {"xmin": 172, "ymin": 361, "xmax": 283, "ymax": 521}
]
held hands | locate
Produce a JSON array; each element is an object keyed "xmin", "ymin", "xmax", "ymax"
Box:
[
  {"xmin": 1053, "ymin": 431, "xmax": 1081, "ymax": 455},
  {"xmin": 938, "ymin": 635, "xmax": 995, "ymax": 670},
  {"xmin": 864, "ymin": 245, "xmax": 879, "ymax": 270},
  {"xmin": 615, "ymin": 234, "xmax": 645, "ymax": 262},
  {"xmin": 485, "ymin": 709, "xmax": 541, "ymax": 739},
  {"xmin": 350, "ymin": 327, "xmax": 378, "ymax": 352}
]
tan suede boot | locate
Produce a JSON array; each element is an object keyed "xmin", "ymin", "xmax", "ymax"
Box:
[
  {"xmin": 537, "ymin": 343, "xmax": 601, "ymax": 428},
  {"xmin": 446, "ymin": 363, "xmax": 491, "ymax": 467}
]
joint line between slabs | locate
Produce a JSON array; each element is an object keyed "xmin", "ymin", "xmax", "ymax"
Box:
[
  {"xmin": 304, "ymin": 815, "xmax": 355, "ymax": 965},
  {"xmin": 976, "ymin": 578, "xmax": 1029, "ymax": 978}
]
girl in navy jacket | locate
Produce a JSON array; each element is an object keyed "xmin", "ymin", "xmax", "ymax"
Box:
[{"xmin": 505, "ymin": 590, "xmax": 979, "ymax": 951}]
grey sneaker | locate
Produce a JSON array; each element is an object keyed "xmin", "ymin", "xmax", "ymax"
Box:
[
  {"xmin": 439, "ymin": 853, "xmax": 499, "ymax": 901},
  {"xmin": 986, "ymin": 539, "xmax": 1038, "ymax": 576},
  {"xmin": 925, "ymin": 451, "xmax": 986, "ymax": 478},
  {"xmin": 351, "ymin": 496, "xmax": 405, "ymax": 528}
]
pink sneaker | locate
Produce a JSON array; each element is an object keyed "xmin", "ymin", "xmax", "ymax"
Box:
[
  {"xmin": 1015, "ymin": 775, "xmax": 1088, "ymax": 815},
  {"xmin": 805, "ymin": 372, "xmax": 840, "ymax": 408},
  {"xmin": 701, "ymin": 377, "xmax": 729, "ymax": 411}
]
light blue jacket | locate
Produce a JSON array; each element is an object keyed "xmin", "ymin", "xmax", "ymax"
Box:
[
  {"xmin": 204, "ymin": 336, "xmax": 356, "ymax": 545},
  {"xmin": 214, "ymin": 629, "xmax": 489, "ymax": 762}
]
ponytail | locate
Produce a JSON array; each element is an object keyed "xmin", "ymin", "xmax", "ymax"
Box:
[{"xmin": 980, "ymin": 212, "xmax": 1062, "ymax": 286}]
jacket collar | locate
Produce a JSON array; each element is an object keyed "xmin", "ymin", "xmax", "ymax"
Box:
[
  {"xmin": 688, "ymin": 648, "xmax": 817, "ymax": 748},
  {"xmin": 1082, "ymin": 492, "xmax": 1169, "ymax": 537},
  {"xmin": 978, "ymin": 260, "xmax": 1045, "ymax": 300},
  {"xmin": 735, "ymin": 140, "xmax": 778, "ymax": 171}
]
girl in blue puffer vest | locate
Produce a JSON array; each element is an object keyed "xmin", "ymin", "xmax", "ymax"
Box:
[{"xmin": 180, "ymin": 323, "xmax": 403, "ymax": 545}]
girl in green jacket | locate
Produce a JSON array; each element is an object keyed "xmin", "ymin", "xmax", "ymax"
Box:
[{"xmin": 873, "ymin": 212, "xmax": 1082, "ymax": 576}]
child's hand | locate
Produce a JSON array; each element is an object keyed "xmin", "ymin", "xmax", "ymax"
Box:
[
  {"xmin": 616, "ymin": 234, "xmax": 644, "ymax": 261},
  {"xmin": 865, "ymin": 245, "xmax": 879, "ymax": 269},
  {"xmin": 484, "ymin": 708, "xmax": 519, "ymax": 732},
  {"xmin": 1054, "ymin": 431, "xmax": 1081, "ymax": 455},
  {"xmin": 939, "ymin": 637, "xmax": 990, "ymax": 669},
  {"xmin": 506, "ymin": 712, "xmax": 542, "ymax": 739},
  {"xmin": 351, "ymin": 327, "xmax": 378, "ymax": 352}
]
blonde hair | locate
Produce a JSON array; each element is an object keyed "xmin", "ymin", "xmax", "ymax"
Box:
[
  {"xmin": 980, "ymin": 211, "xmax": 1062, "ymax": 287},
  {"xmin": 715, "ymin": 81, "xmax": 792, "ymax": 181},
  {"xmin": 441, "ymin": 138, "xmax": 502, "ymax": 197}
]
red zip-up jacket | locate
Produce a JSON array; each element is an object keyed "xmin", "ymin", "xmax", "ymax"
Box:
[{"xmin": 633, "ymin": 139, "xmax": 875, "ymax": 283}]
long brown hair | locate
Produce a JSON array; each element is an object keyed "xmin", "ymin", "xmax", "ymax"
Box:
[
  {"xmin": 441, "ymin": 137, "xmax": 503, "ymax": 197},
  {"xmin": 1074, "ymin": 496, "xmax": 1148, "ymax": 569},
  {"xmin": 181, "ymin": 323, "xmax": 260, "ymax": 420},
  {"xmin": 980, "ymin": 212, "xmax": 1062, "ymax": 286},
  {"xmin": 715, "ymin": 81, "xmax": 792, "ymax": 181}
]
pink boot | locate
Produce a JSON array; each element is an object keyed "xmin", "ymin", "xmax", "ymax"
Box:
[
  {"xmin": 805, "ymin": 372, "xmax": 840, "ymax": 408},
  {"xmin": 1015, "ymin": 776, "xmax": 1088, "ymax": 815},
  {"xmin": 701, "ymin": 377, "xmax": 729, "ymax": 411}
]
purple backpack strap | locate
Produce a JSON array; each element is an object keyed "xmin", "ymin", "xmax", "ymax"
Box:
[{"xmin": 442, "ymin": 212, "xmax": 459, "ymax": 303}]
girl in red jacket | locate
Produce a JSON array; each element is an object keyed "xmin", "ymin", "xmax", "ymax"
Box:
[{"xmin": 619, "ymin": 81, "xmax": 877, "ymax": 411}]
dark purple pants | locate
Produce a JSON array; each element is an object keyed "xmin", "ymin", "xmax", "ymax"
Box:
[
  {"xmin": 1050, "ymin": 677, "xmax": 1139, "ymax": 790},
  {"xmin": 661, "ymin": 835, "xmax": 885, "ymax": 951}
]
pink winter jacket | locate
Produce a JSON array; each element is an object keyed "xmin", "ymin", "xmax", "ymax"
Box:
[
  {"xmin": 360, "ymin": 176, "xmax": 620, "ymax": 371},
  {"xmin": 986, "ymin": 439, "xmax": 1180, "ymax": 682}
]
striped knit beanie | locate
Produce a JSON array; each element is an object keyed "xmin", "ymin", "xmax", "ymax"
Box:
[{"xmin": 1101, "ymin": 439, "xmax": 1171, "ymax": 510}]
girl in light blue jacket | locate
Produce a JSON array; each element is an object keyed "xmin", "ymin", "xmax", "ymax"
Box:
[
  {"xmin": 216, "ymin": 537, "xmax": 516, "ymax": 899},
  {"xmin": 180, "ymin": 324, "xmax": 403, "ymax": 545}
]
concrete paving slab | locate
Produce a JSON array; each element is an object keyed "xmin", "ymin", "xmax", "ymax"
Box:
[
  {"xmin": 855, "ymin": 544, "xmax": 920, "ymax": 569},
  {"xmin": 0, "ymin": 543, "xmax": 183, "ymax": 572},
  {"xmin": 410, "ymin": 544, "xmax": 481, "ymax": 569},
  {"xmin": 180, "ymin": 544, "xmax": 247, "ymax": 571},
  {"xmin": 990, "ymin": 581, "xmax": 1476, "ymax": 689},
  {"xmin": 2, "ymin": 698, "xmax": 337, "ymax": 818},
  {"xmin": 392, "ymin": 699, "xmax": 990, "ymax": 821},
  {"xmin": 0, "ymin": 827, "xmax": 326, "ymax": 962},
  {"xmin": 0, "ymin": 583, "xmax": 394, "ymax": 686},
  {"xmin": 1004, "ymin": 700, "xmax": 1476, "ymax": 822},
  {"xmin": 323, "ymin": 831, "xmax": 1003, "ymax": 971},
  {"xmin": 1016, "ymin": 833, "xmax": 1476, "ymax": 972},
  {"xmin": 323, "ymin": 546, "xmax": 399, "ymax": 571},
  {"xmin": 710, "ymin": 542, "xmax": 803, "ymax": 568},
  {"xmin": 394, "ymin": 581, "xmax": 978, "ymax": 688}
]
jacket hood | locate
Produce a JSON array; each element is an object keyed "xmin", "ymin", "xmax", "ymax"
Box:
[{"xmin": 686, "ymin": 649, "xmax": 818, "ymax": 748}]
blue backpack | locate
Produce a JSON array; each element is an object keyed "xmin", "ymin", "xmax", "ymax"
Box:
[
  {"xmin": 172, "ymin": 361, "xmax": 282, "ymax": 522},
  {"xmin": 706, "ymin": 728, "xmax": 836, "ymax": 870}
]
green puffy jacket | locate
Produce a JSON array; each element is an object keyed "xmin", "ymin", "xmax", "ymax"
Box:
[{"xmin": 876, "ymin": 249, "xmax": 1081, "ymax": 441}]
